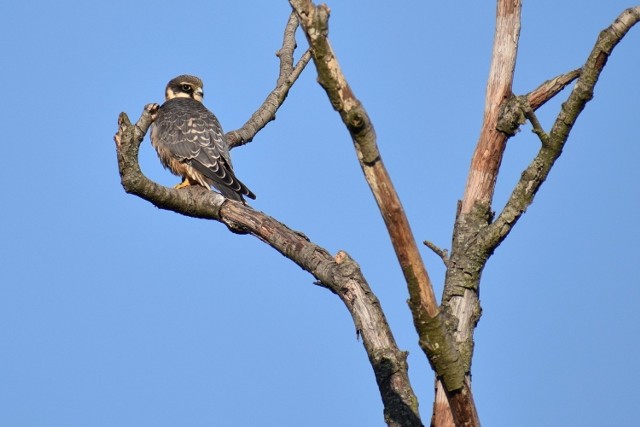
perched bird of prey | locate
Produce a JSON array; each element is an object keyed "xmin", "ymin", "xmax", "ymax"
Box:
[{"xmin": 150, "ymin": 75, "xmax": 256, "ymax": 202}]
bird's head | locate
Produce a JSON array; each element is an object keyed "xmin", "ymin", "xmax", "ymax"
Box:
[{"xmin": 165, "ymin": 75, "xmax": 204, "ymax": 102}]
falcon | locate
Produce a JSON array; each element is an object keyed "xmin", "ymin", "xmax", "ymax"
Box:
[{"xmin": 150, "ymin": 75, "xmax": 256, "ymax": 203}]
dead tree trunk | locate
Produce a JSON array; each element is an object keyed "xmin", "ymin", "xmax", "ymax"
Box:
[{"xmin": 114, "ymin": 3, "xmax": 640, "ymax": 426}]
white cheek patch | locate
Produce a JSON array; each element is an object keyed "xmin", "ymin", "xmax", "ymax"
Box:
[{"xmin": 166, "ymin": 88, "xmax": 193, "ymax": 100}]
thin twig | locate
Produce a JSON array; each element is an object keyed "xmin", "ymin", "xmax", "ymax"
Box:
[
  {"xmin": 275, "ymin": 12, "xmax": 299, "ymax": 87},
  {"xmin": 423, "ymin": 240, "xmax": 449, "ymax": 267},
  {"xmin": 523, "ymin": 103, "xmax": 550, "ymax": 147},
  {"xmin": 226, "ymin": 12, "xmax": 311, "ymax": 148}
]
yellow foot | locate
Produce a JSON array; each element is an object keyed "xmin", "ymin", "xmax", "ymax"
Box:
[{"xmin": 174, "ymin": 180, "xmax": 192, "ymax": 189}]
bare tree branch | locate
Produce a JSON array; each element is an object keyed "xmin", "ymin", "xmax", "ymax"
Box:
[
  {"xmin": 114, "ymin": 107, "xmax": 423, "ymax": 427},
  {"xmin": 444, "ymin": 0, "xmax": 522, "ymax": 362},
  {"xmin": 496, "ymin": 69, "xmax": 581, "ymax": 137},
  {"xmin": 481, "ymin": 6, "xmax": 640, "ymax": 253},
  {"xmin": 460, "ymin": 0, "xmax": 522, "ymax": 215},
  {"xmin": 114, "ymin": 5, "xmax": 640, "ymax": 427},
  {"xmin": 423, "ymin": 240, "xmax": 449, "ymax": 267},
  {"xmin": 288, "ymin": 1, "xmax": 479, "ymax": 425},
  {"xmin": 436, "ymin": 7, "xmax": 639, "ymax": 426},
  {"xmin": 288, "ymin": 0, "xmax": 441, "ymax": 340},
  {"xmin": 527, "ymin": 68, "xmax": 581, "ymax": 110},
  {"xmin": 434, "ymin": 1, "xmax": 523, "ymax": 425},
  {"xmin": 226, "ymin": 12, "xmax": 312, "ymax": 149},
  {"xmin": 523, "ymin": 104, "xmax": 550, "ymax": 146},
  {"xmin": 275, "ymin": 12, "xmax": 300, "ymax": 87}
]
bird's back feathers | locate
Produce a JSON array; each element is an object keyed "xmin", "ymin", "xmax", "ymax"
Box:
[{"xmin": 151, "ymin": 97, "xmax": 255, "ymax": 202}]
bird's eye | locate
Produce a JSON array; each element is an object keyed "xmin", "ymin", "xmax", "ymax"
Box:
[{"xmin": 181, "ymin": 84, "xmax": 192, "ymax": 92}]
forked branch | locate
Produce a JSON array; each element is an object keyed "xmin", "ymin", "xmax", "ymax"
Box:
[
  {"xmin": 114, "ymin": 12, "xmax": 422, "ymax": 427},
  {"xmin": 114, "ymin": 107, "xmax": 422, "ymax": 427},
  {"xmin": 437, "ymin": 6, "xmax": 640, "ymax": 427},
  {"xmin": 288, "ymin": 0, "xmax": 478, "ymax": 425},
  {"xmin": 482, "ymin": 6, "xmax": 640, "ymax": 253},
  {"xmin": 226, "ymin": 12, "xmax": 312, "ymax": 148},
  {"xmin": 434, "ymin": 1, "xmax": 523, "ymax": 425}
]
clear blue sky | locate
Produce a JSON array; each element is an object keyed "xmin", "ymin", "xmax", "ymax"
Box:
[{"xmin": 1, "ymin": 1, "xmax": 638, "ymax": 426}]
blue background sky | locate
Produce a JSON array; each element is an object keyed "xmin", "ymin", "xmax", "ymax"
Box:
[{"xmin": 1, "ymin": 1, "xmax": 638, "ymax": 426}]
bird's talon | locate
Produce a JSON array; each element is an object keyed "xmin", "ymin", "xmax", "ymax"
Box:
[{"xmin": 174, "ymin": 180, "xmax": 191, "ymax": 189}]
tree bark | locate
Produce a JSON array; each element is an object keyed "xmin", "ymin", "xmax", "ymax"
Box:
[
  {"xmin": 435, "ymin": 5, "xmax": 640, "ymax": 425},
  {"xmin": 113, "ymin": 4, "xmax": 640, "ymax": 426},
  {"xmin": 288, "ymin": 1, "xmax": 480, "ymax": 425},
  {"xmin": 113, "ymin": 107, "xmax": 423, "ymax": 426}
]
